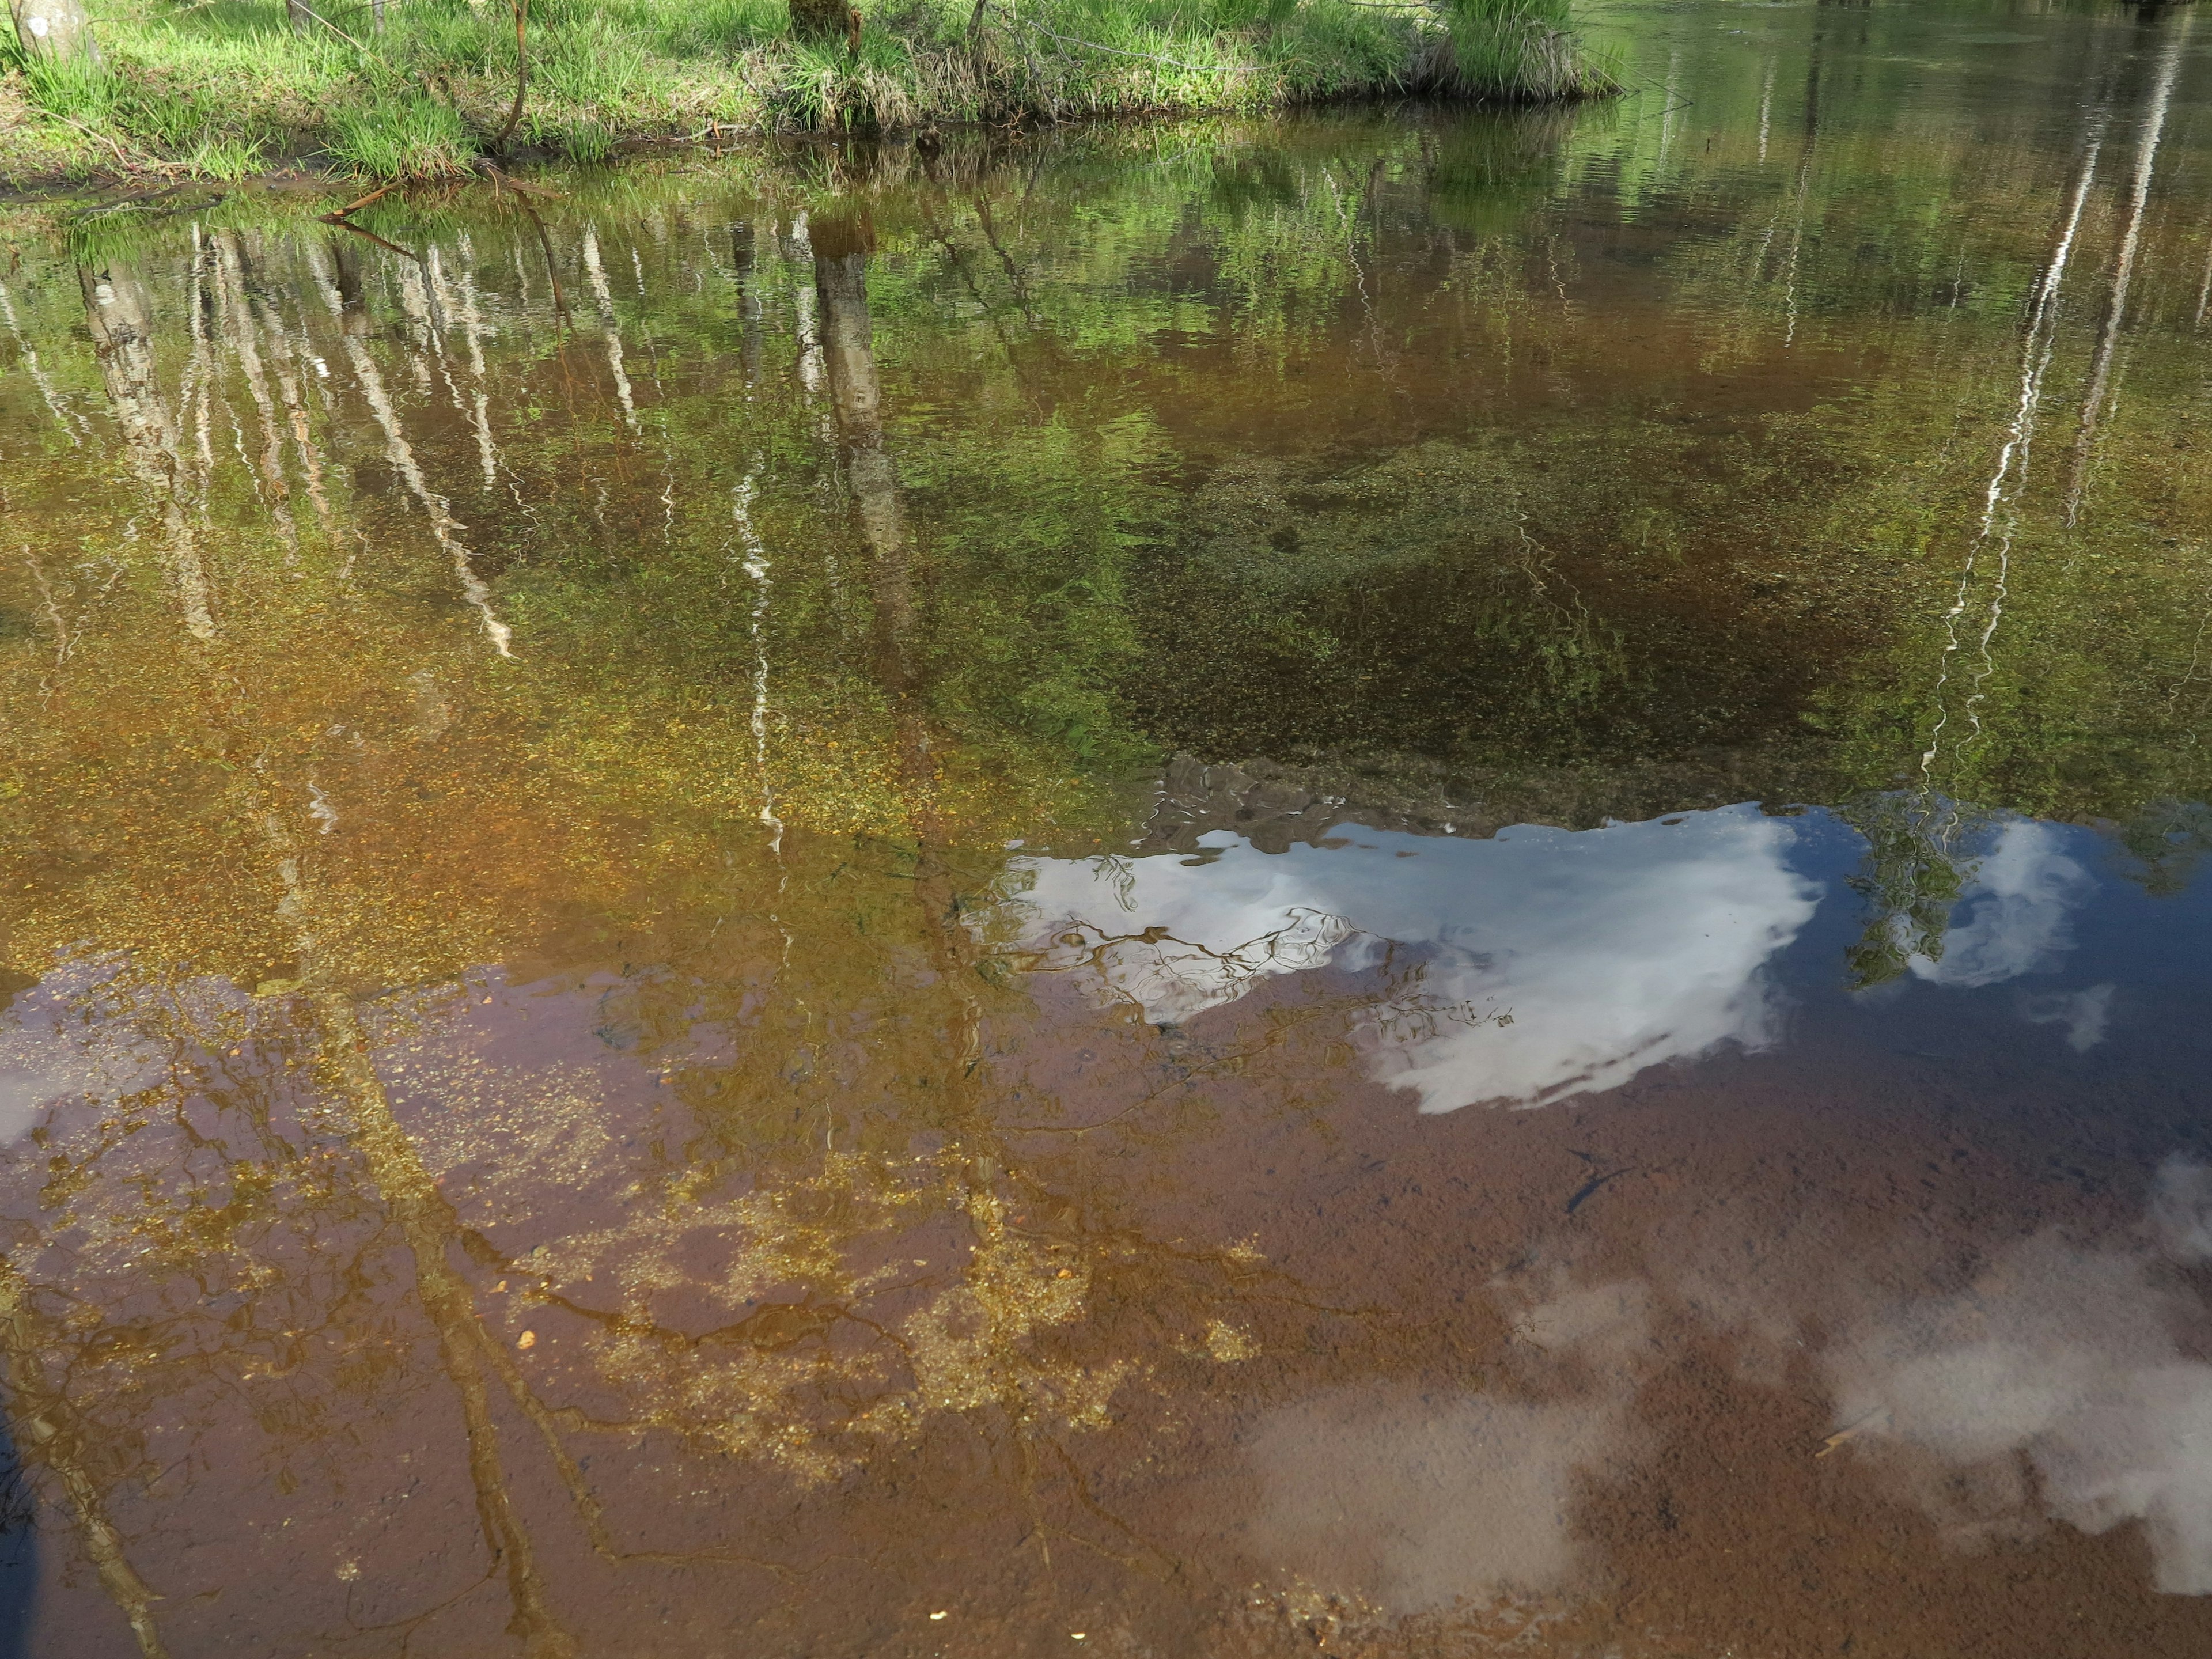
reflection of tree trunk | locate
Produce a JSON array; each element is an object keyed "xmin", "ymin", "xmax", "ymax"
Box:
[
  {"xmin": 1653, "ymin": 48, "xmax": 1681, "ymax": 169},
  {"xmin": 394, "ymin": 259, "xmax": 443, "ymax": 394},
  {"xmin": 732, "ymin": 222, "xmax": 763, "ymax": 386},
  {"xmin": 579, "ymin": 224, "xmax": 639, "ymax": 431},
  {"xmin": 733, "ymin": 480, "xmax": 783, "ymax": 846},
  {"xmin": 328, "ymin": 236, "xmax": 373, "ymax": 339},
  {"xmin": 808, "ymin": 217, "xmax": 964, "ymax": 1105},
  {"xmin": 811, "ymin": 216, "xmax": 915, "ymax": 697},
  {"xmin": 310, "ymin": 986, "xmax": 578, "ymax": 1659},
  {"xmin": 2066, "ymin": 11, "xmax": 2191, "ymax": 527},
  {"xmin": 0, "ymin": 1260, "xmax": 168, "ymax": 1658},
  {"xmin": 212, "ymin": 233, "xmax": 298, "ymax": 552},
  {"xmin": 237, "ymin": 246, "xmax": 338, "ymax": 541},
  {"xmin": 304, "ymin": 244, "xmax": 516, "ymax": 658},
  {"xmin": 436, "ymin": 241, "xmax": 505, "ymax": 488},
  {"xmin": 1756, "ymin": 55, "xmax": 1775, "ymax": 163},
  {"xmin": 1916, "ymin": 119, "xmax": 2104, "ymax": 791},
  {"xmin": 808, "ymin": 213, "xmax": 1055, "ymax": 1535},
  {"xmin": 0, "ymin": 276, "xmax": 81, "ymax": 442},
  {"xmin": 78, "ymin": 262, "xmax": 215, "ymax": 641},
  {"xmin": 257, "ymin": 811, "xmax": 575, "ymax": 1658},
  {"xmin": 781, "ymin": 215, "xmax": 828, "ymax": 413}
]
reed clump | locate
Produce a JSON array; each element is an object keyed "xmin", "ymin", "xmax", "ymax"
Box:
[{"xmin": 0, "ymin": 0, "xmax": 1619, "ymax": 186}]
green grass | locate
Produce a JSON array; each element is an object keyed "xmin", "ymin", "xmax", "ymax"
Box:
[{"xmin": 0, "ymin": 0, "xmax": 1616, "ymax": 185}]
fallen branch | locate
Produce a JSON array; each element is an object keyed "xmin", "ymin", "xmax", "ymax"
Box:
[{"xmin": 326, "ymin": 180, "xmax": 397, "ymax": 218}]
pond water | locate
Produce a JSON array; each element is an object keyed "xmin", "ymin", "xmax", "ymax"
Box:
[{"xmin": 6, "ymin": 1, "xmax": 2212, "ymax": 1653}]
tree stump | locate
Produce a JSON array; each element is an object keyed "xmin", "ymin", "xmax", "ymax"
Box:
[{"xmin": 9, "ymin": 0, "xmax": 100, "ymax": 65}]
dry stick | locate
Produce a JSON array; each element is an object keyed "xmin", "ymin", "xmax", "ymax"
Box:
[
  {"xmin": 519, "ymin": 200, "xmax": 570, "ymax": 324},
  {"xmin": 326, "ymin": 180, "xmax": 397, "ymax": 219},
  {"xmin": 77, "ymin": 180, "xmax": 185, "ymax": 216},
  {"xmin": 474, "ymin": 158, "xmax": 560, "ymax": 200},
  {"xmin": 493, "ymin": 0, "xmax": 530, "ymax": 149}
]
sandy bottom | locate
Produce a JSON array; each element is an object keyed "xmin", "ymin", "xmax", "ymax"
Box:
[{"xmin": 7, "ymin": 922, "xmax": 2210, "ymax": 1659}]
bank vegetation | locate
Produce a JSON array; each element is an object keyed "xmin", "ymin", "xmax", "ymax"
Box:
[{"xmin": 0, "ymin": 0, "xmax": 1615, "ymax": 185}]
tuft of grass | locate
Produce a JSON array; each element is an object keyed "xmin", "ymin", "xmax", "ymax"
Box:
[
  {"xmin": 21, "ymin": 51, "xmax": 122, "ymax": 126},
  {"xmin": 324, "ymin": 90, "xmax": 478, "ymax": 181},
  {"xmin": 180, "ymin": 129, "xmax": 268, "ymax": 180},
  {"xmin": 1416, "ymin": 0, "xmax": 1620, "ymax": 101}
]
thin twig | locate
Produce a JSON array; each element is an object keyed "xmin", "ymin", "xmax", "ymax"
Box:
[
  {"xmin": 43, "ymin": 111, "xmax": 145, "ymax": 172},
  {"xmin": 519, "ymin": 200, "xmax": 570, "ymax": 323},
  {"xmin": 493, "ymin": 0, "xmax": 530, "ymax": 149},
  {"xmin": 74, "ymin": 181, "xmax": 187, "ymax": 219},
  {"xmin": 293, "ymin": 0, "xmax": 375, "ymax": 54},
  {"xmin": 325, "ymin": 215, "xmax": 425, "ymax": 263},
  {"xmin": 472, "ymin": 158, "xmax": 560, "ymax": 199}
]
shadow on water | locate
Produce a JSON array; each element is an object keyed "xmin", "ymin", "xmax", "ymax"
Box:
[{"xmin": 0, "ymin": 1407, "xmax": 35, "ymax": 1659}]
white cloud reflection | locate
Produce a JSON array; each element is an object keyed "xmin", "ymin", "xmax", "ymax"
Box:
[
  {"xmin": 1011, "ymin": 805, "xmax": 1821, "ymax": 1111},
  {"xmin": 1244, "ymin": 1388, "xmax": 1632, "ymax": 1610},
  {"xmin": 1823, "ymin": 1158, "xmax": 2212, "ymax": 1593},
  {"xmin": 1910, "ymin": 819, "xmax": 2093, "ymax": 988},
  {"xmin": 2020, "ymin": 982, "xmax": 2115, "ymax": 1052}
]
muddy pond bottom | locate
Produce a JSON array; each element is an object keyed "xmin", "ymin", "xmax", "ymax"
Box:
[{"xmin": 3, "ymin": 801, "xmax": 2210, "ymax": 1658}]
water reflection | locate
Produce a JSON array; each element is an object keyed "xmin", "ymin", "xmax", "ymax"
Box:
[
  {"xmin": 1823, "ymin": 1160, "xmax": 2212, "ymax": 1594},
  {"xmin": 0, "ymin": 1412, "xmax": 29, "ymax": 1659},
  {"xmin": 1904, "ymin": 818, "xmax": 2094, "ymax": 990},
  {"xmin": 1017, "ymin": 804, "xmax": 1821, "ymax": 1110},
  {"xmin": 2, "ymin": 0, "xmax": 2212, "ymax": 1651}
]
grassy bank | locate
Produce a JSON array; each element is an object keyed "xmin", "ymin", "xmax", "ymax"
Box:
[{"xmin": 0, "ymin": 0, "xmax": 1615, "ymax": 185}]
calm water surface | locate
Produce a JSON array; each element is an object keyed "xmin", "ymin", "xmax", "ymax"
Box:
[{"xmin": 6, "ymin": 2, "xmax": 2212, "ymax": 1653}]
